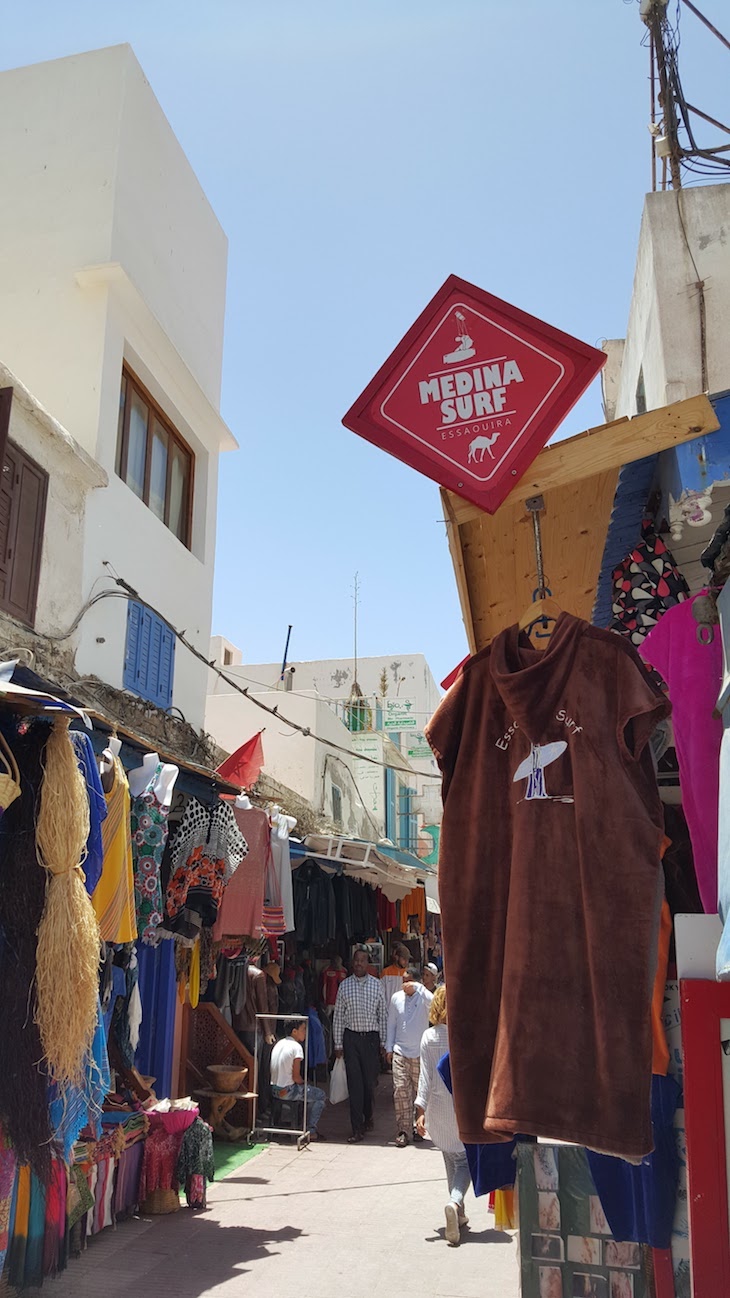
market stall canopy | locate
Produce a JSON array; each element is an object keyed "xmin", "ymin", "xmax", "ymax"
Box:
[
  {"xmin": 442, "ymin": 394, "xmax": 719, "ymax": 653},
  {"xmin": 291, "ymin": 834, "xmax": 432, "ymax": 902},
  {"xmin": 0, "ymin": 661, "xmax": 91, "ymax": 724}
]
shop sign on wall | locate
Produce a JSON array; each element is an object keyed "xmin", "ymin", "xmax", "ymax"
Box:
[
  {"xmin": 343, "ymin": 275, "xmax": 606, "ymax": 514},
  {"xmin": 407, "ymin": 733, "xmax": 433, "ymax": 760},
  {"xmin": 383, "ymin": 698, "xmax": 418, "ymax": 730}
]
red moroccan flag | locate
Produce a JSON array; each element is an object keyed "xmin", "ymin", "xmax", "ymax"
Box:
[{"xmin": 216, "ymin": 730, "xmax": 265, "ymax": 788}]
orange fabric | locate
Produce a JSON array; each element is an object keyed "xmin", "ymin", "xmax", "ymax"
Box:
[
  {"xmin": 399, "ymin": 886, "xmax": 426, "ymax": 933},
  {"xmin": 651, "ymin": 834, "xmax": 673, "ymax": 1076},
  {"xmin": 651, "ymin": 899, "xmax": 672, "ymax": 1075}
]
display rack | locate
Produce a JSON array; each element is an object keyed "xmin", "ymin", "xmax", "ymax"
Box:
[{"xmin": 251, "ymin": 1012, "xmax": 311, "ymax": 1151}]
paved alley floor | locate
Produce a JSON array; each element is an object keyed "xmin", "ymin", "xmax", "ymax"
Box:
[{"xmin": 41, "ymin": 1079, "xmax": 520, "ymax": 1298}]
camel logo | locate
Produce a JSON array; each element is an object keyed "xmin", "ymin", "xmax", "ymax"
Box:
[
  {"xmin": 467, "ymin": 432, "xmax": 499, "ymax": 463},
  {"xmin": 513, "ymin": 742, "xmax": 574, "ymax": 804}
]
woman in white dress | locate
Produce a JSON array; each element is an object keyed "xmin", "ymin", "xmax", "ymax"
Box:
[{"xmin": 415, "ymin": 984, "xmax": 471, "ymax": 1246}]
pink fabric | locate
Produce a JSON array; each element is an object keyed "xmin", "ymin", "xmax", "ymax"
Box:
[
  {"xmin": 213, "ymin": 806, "xmax": 270, "ymax": 939},
  {"xmin": 641, "ymin": 592, "xmax": 722, "ymax": 912}
]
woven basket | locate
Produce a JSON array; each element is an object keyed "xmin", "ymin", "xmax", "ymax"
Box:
[{"xmin": 140, "ymin": 1188, "xmax": 180, "ymax": 1215}]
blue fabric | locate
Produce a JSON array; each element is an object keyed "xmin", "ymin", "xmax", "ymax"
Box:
[
  {"xmin": 71, "ymin": 731, "xmax": 107, "ymax": 896},
  {"xmin": 307, "ymin": 1009, "xmax": 327, "ymax": 1069},
  {"xmin": 49, "ymin": 1004, "xmax": 111, "ymax": 1162},
  {"xmin": 437, "ymin": 1050, "xmax": 532, "ymax": 1196},
  {"xmin": 586, "ymin": 1073, "xmax": 681, "ymax": 1249},
  {"xmin": 135, "ymin": 939, "xmax": 176, "ymax": 1097}
]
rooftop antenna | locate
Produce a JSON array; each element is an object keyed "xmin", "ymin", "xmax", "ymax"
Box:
[
  {"xmin": 352, "ymin": 572, "xmax": 360, "ymax": 690},
  {"xmin": 278, "ymin": 624, "xmax": 293, "ymax": 686}
]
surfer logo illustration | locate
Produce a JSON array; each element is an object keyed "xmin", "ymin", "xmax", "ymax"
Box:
[
  {"xmin": 442, "ymin": 311, "xmax": 475, "ymax": 365},
  {"xmin": 513, "ymin": 742, "xmax": 575, "ymax": 804}
]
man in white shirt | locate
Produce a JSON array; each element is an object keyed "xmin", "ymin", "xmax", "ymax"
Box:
[
  {"xmin": 386, "ymin": 966, "xmax": 433, "ymax": 1147},
  {"xmin": 270, "ymin": 1019, "xmax": 327, "ymax": 1139}
]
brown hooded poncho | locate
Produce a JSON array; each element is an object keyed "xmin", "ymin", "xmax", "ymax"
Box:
[{"xmin": 426, "ymin": 613, "xmax": 670, "ymax": 1158}]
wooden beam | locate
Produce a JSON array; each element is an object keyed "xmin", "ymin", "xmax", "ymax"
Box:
[{"xmin": 446, "ymin": 394, "xmax": 719, "ymax": 527}]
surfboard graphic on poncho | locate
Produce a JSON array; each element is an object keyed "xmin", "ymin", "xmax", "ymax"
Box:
[{"xmin": 513, "ymin": 742, "xmax": 574, "ymax": 803}]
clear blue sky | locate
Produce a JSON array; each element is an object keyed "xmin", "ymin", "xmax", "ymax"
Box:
[{"xmin": 2, "ymin": 1, "xmax": 727, "ymax": 686}]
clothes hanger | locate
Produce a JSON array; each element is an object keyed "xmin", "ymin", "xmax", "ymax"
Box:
[{"xmin": 518, "ymin": 591, "xmax": 563, "ymax": 637}]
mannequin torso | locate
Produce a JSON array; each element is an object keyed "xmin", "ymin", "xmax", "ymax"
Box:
[{"xmin": 128, "ymin": 752, "xmax": 179, "ymax": 807}]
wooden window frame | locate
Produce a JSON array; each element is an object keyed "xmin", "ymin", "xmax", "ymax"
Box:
[
  {"xmin": 0, "ymin": 436, "xmax": 48, "ymax": 628},
  {"xmin": 116, "ymin": 366, "xmax": 194, "ymax": 548}
]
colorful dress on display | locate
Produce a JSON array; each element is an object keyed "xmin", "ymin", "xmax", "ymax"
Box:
[
  {"xmin": 131, "ymin": 763, "xmax": 171, "ymax": 943},
  {"xmin": 93, "ymin": 754, "xmax": 137, "ymax": 944},
  {"xmin": 165, "ymin": 798, "xmax": 248, "ymax": 933}
]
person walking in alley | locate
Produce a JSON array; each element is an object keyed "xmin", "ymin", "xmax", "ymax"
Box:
[
  {"xmin": 381, "ymin": 942, "xmax": 410, "ymax": 1006},
  {"xmin": 386, "ymin": 965, "xmax": 433, "ymax": 1146},
  {"xmin": 415, "ymin": 985, "xmax": 471, "ymax": 1247},
  {"xmin": 333, "ymin": 947, "xmax": 387, "ymax": 1143},
  {"xmin": 270, "ymin": 1019, "xmax": 328, "ymax": 1141}
]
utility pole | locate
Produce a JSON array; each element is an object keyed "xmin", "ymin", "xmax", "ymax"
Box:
[{"xmin": 646, "ymin": 1, "xmax": 683, "ymax": 189}]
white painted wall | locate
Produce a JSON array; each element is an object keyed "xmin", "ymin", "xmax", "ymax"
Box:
[
  {"xmin": 207, "ymin": 646, "xmax": 441, "ymax": 844},
  {"xmin": 205, "ymin": 682, "xmax": 388, "ymax": 838},
  {"xmin": 604, "ymin": 186, "xmax": 730, "ymax": 419},
  {"xmin": 0, "ymin": 46, "xmax": 236, "ymax": 731}
]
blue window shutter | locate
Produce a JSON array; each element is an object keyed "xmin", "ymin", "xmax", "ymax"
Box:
[
  {"xmin": 124, "ymin": 598, "xmax": 175, "ymax": 709},
  {"xmin": 123, "ymin": 600, "xmax": 142, "ymax": 691},
  {"xmin": 385, "ymin": 767, "xmax": 397, "ymax": 842},
  {"xmin": 156, "ymin": 622, "xmax": 175, "ymax": 710}
]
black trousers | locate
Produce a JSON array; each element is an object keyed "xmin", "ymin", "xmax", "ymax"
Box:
[{"xmin": 343, "ymin": 1029, "xmax": 380, "ymax": 1134}]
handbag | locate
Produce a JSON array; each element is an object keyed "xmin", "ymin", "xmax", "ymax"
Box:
[
  {"xmin": 0, "ymin": 731, "xmax": 21, "ymax": 816},
  {"xmin": 261, "ymin": 844, "xmax": 286, "ymax": 936},
  {"xmin": 329, "ymin": 1056, "xmax": 349, "ymax": 1105}
]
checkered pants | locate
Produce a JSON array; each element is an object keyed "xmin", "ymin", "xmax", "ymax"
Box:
[{"xmin": 393, "ymin": 1053, "xmax": 421, "ymax": 1135}]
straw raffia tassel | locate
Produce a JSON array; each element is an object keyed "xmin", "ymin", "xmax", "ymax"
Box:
[{"xmin": 35, "ymin": 715, "xmax": 101, "ymax": 1088}]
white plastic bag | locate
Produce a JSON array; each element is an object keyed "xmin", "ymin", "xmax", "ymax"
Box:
[{"xmin": 329, "ymin": 1056, "xmax": 349, "ymax": 1105}]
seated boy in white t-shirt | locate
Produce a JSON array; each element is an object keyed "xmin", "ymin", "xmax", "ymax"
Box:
[{"xmin": 270, "ymin": 1019, "xmax": 327, "ymax": 1139}]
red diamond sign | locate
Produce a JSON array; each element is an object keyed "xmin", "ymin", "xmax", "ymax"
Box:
[{"xmin": 343, "ymin": 275, "xmax": 606, "ymax": 514}]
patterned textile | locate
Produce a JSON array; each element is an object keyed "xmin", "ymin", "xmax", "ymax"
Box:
[
  {"xmin": 7, "ymin": 1163, "xmax": 34, "ymax": 1289},
  {"xmin": 0, "ymin": 1128, "xmax": 17, "ymax": 1276},
  {"xmin": 165, "ymin": 799, "xmax": 248, "ymax": 925},
  {"xmin": 49, "ymin": 1005, "xmax": 111, "ymax": 1163},
  {"xmin": 609, "ymin": 519, "xmax": 689, "ymax": 647},
  {"xmin": 42, "ymin": 1160, "xmax": 67, "ymax": 1279},
  {"xmin": 113, "ymin": 1142, "xmax": 144, "ymax": 1220},
  {"xmin": 175, "ymin": 1117, "xmax": 215, "ymax": 1208},
  {"xmin": 131, "ymin": 763, "xmax": 171, "ymax": 942},
  {"xmin": 90, "ymin": 1157, "xmax": 115, "ymax": 1235},
  {"xmin": 66, "ymin": 1166, "xmax": 94, "ymax": 1231},
  {"xmin": 94, "ymin": 754, "xmax": 137, "ymax": 943},
  {"xmin": 393, "ymin": 1053, "xmax": 421, "ymax": 1134}
]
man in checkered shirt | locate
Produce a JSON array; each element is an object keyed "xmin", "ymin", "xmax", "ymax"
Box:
[{"xmin": 334, "ymin": 948, "xmax": 387, "ymax": 1142}]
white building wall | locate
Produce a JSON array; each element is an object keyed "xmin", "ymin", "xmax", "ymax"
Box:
[
  {"xmin": 604, "ymin": 186, "xmax": 730, "ymax": 420},
  {"xmin": 204, "ymin": 681, "xmax": 384, "ymax": 838},
  {"xmin": 0, "ymin": 46, "xmax": 236, "ymax": 731}
]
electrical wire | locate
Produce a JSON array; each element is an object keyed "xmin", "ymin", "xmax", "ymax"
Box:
[{"xmin": 37, "ymin": 573, "xmax": 444, "ymax": 781}]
